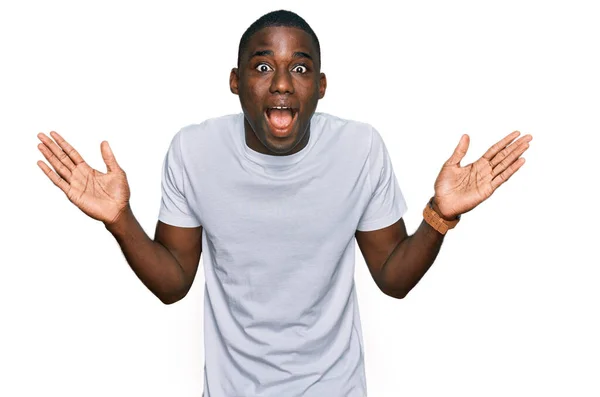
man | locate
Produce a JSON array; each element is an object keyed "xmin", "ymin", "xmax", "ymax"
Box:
[{"xmin": 36, "ymin": 9, "xmax": 532, "ymax": 397}]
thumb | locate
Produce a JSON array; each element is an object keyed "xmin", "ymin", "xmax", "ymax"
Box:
[
  {"xmin": 101, "ymin": 141, "xmax": 120, "ymax": 172},
  {"xmin": 445, "ymin": 134, "xmax": 470, "ymax": 166}
]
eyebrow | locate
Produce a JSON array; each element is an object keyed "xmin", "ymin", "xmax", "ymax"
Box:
[
  {"xmin": 294, "ymin": 51, "xmax": 313, "ymax": 61},
  {"xmin": 248, "ymin": 50, "xmax": 313, "ymax": 61}
]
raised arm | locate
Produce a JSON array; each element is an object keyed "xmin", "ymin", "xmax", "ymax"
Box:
[
  {"xmin": 37, "ymin": 131, "xmax": 202, "ymax": 304},
  {"xmin": 356, "ymin": 131, "xmax": 532, "ymax": 299},
  {"xmin": 105, "ymin": 208, "xmax": 203, "ymax": 304}
]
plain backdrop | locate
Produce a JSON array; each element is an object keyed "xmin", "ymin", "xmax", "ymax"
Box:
[{"xmin": 1, "ymin": 0, "xmax": 598, "ymax": 396}]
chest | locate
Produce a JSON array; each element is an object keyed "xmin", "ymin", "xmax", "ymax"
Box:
[{"xmin": 192, "ymin": 156, "xmax": 369, "ymax": 254}]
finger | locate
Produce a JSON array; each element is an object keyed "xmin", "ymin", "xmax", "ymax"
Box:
[
  {"xmin": 100, "ymin": 141, "xmax": 120, "ymax": 172},
  {"xmin": 482, "ymin": 130, "xmax": 520, "ymax": 161},
  {"xmin": 37, "ymin": 160, "xmax": 70, "ymax": 194},
  {"xmin": 491, "ymin": 157, "xmax": 526, "ymax": 190},
  {"xmin": 37, "ymin": 132, "xmax": 76, "ymax": 171},
  {"xmin": 492, "ymin": 141, "xmax": 530, "ymax": 177},
  {"xmin": 445, "ymin": 134, "xmax": 470, "ymax": 166},
  {"xmin": 490, "ymin": 134, "xmax": 533, "ymax": 168},
  {"xmin": 37, "ymin": 143, "xmax": 72, "ymax": 182},
  {"xmin": 49, "ymin": 131, "xmax": 86, "ymax": 166}
]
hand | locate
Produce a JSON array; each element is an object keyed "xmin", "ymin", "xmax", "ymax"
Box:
[
  {"xmin": 433, "ymin": 131, "xmax": 532, "ymax": 219},
  {"xmin": 37, "ymin": 131, "xmax": 131, "ymax": 225}
]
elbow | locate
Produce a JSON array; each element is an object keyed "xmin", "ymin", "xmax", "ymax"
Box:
[
  {"xmin": 160, "ymin": 295, "xmax": 181, "ymax": 305},
  {"xmin": 376, "ymin": 277, "xmax": 409, "ymax": 299},
  {"xmin": 157, "ymin": 278, "xmax": 193, "ymax": 305},
  {"xmin": 379, "ymin": 284, "xmax": 409, "ymax": 299},
  {"xmin": 157, "ymin": 288, "xmax": 189, "ymax": 305},
  {"xmin": 386, "ymin": 290, "xmax": 408, "ymax": 299}
]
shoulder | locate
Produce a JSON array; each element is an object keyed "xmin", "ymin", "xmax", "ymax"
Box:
[
  {"xmin": 312, "ymin": 112, "xmax": 374, "ymax": 133},
  {"xmin": 166, "ymin": 113, "xmax": 242, "ymax": 161},
  {"xmin": 311, "ymin": 112, "xmax": 378, "ymax": 153},
  {"xmin": 312, "ymin": 112, "xmax": 375, "ymax": 142},
  {"xmin": 161, "ymin": 113, "xmax": 242, "ymax": 170},
  {"xmin": 176, "ymin": 113, "xmax": 241, "ymax": 143}
]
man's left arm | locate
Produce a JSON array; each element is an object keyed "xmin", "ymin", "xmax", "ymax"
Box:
[
  {"xmin": 356, "ymin": 131, "xmax": 532, "ymax": 299},
  {"xmin": 356, "ymin": 216, "xmax": 443, "ymax": 299}
]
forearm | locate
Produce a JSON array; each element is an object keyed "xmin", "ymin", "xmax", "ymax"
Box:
[
  {"xmin": 105, "ymin": 205, "xmax": 188, "ymax": 304},
  {"xmin": 379, "ymin": 219, "xmax": 445, "ymax": 299}
]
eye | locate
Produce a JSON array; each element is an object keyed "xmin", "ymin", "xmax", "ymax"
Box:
[
  {"xmin": 292, "ymin": 65, "xmax": 307, "ymax": 74},
  {"xmin": 256, "ymin": 63, "xmax": 272, "ymax": 72}
]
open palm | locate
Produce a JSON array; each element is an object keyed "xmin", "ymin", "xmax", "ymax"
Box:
[
  {"xmin": 37, "ymin": 131, "xmax": 130, "ymax": 225},
  {"xmin": 434, "ymin": 131, "xmax": 532, "ymax": 219}
]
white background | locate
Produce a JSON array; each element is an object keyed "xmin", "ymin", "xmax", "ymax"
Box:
[{"xmin": 1, "ymin": 0, "xmax": 598, "ymax": 396}]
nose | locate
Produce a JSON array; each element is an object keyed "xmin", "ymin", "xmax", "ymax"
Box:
[{"xmin": 269, "ymin": 68, "xmax": 294, "ymax": 95}]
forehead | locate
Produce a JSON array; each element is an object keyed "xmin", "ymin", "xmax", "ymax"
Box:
[{"xmin": 243, "ymin": 26, "xmax": 318, "ymax": 60}]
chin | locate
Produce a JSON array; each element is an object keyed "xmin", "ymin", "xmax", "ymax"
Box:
[{"xmin": 259, "ymin": 120, "xmax": 298, "ymax": 151}]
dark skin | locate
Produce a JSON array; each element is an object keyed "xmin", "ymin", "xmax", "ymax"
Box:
[
  {"xmin": 230, "ymin": 26, "xmax": 327, "ymax": 155},
  {"xmin": 356, "ymin": 130, "xmax": 532, "ymax": 298},
  {"xmin": 36, "ymin": 26, "xmax": 531, "ymax": 303}
]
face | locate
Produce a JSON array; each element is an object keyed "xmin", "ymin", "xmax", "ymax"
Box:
[{"xmin": 230, "ymin": 26, "xmax": 327, "ymax": 155}]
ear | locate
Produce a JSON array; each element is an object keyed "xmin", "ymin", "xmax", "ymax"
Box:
[
  {"xmin": 230, "ymin": 68, "xmax": 239, "ymax": 95},
  {"xmin": 318, "ymin": 73, "xmax": 327, "ymax": 99}
]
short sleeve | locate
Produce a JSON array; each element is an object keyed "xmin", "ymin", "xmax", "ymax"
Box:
[
  {"xmin": 356, "ymin": 127, "xmax": 408, "ymax": 231},
  {"xmin": 158, "ymin": 130, "xmax": 202, "ymax": 227}
]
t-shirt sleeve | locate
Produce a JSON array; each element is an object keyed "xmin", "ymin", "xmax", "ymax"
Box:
[
  {"xmin": 158, "ymin": 130, "xmax": 202, "ymax": 227},
  {"xmin": 356, "ymin": 127, "xmax": 408, "ymax": 232}
]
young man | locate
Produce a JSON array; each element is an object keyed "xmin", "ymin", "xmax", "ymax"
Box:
[{"xmin": 36, "ymin": 9, "xmax": 532, "ymax": 397}]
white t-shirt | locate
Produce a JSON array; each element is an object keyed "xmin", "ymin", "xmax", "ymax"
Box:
[{"xmin": 158, "ymin": 112, "xmax": 407, "ymax": 397}]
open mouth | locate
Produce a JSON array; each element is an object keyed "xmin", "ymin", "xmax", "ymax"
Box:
[{"xmin": 265, "ymin": 106, "xmax": 298, "ymax": 135}]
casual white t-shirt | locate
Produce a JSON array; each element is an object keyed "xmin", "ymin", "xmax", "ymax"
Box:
[{"xmin": 158, "ymin": 112, "xmax": 407, "ymax": 397}]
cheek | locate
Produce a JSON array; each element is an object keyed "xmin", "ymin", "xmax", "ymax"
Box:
[
  {"xmin": 251, "ymin": 86, "xmax": 264, "ymax": 101},
  {"xmin": 248, "ymin": 77, "xmax": 268, "ymax": 96},
  {"xmin": 296, "ymin": 79, "xmax": 320, "ymax": 100}
]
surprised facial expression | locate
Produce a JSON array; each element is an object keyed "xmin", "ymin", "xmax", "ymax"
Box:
[{"xmin": 230, "ymin": 26, "xmax": 327, "ymax": 155}]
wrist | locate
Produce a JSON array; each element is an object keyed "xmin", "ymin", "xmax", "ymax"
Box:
[
  {"xmin": 423, "ymin": 197, "xmax": 460, "ymax": 235},
  {"xmin": 104, "ymin": 204, "xmax": 133, "ymax": 234},
  {"xmin": 431, "ymin": 197, "xmax": 459, "ymax": 222}
]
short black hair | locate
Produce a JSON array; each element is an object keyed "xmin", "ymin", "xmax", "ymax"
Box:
[{"xmin": 237, "ymin": 10, "xmax": 321, "ymax": 68}]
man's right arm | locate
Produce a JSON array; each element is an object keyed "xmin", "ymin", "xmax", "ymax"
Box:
[
  {"xmin": 37, "ymin": 130, "xmax": 202, "ymax": 304},
  {"xmin": 106, "ymin": 205, "xmax": 203, "ymax": 305}
]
